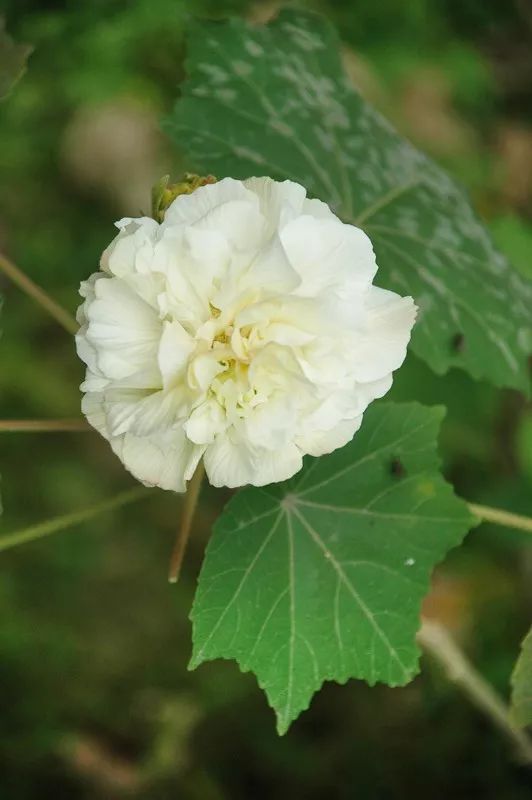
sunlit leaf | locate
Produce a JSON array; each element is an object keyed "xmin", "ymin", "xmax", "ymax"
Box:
[
  {"xmin": 166, "ymin": 9, "xmax": 531, "ymax": 393},
  {"xmin": 190, "ymin": 403, "xmax": 476, "ymax": 733},
  {"xmin": 511, "ymin": 626, "xmax": 532, "ymax": 728}
]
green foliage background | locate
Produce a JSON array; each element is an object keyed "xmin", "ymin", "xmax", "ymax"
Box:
[{"xmin": 0, "ymin": 0, "xmax": 531, "ymax": 796}]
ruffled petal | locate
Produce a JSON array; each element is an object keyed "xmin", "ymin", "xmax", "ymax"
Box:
[
  {"xmin": 104, "ymin": 387, "xmax": 183, "ymax": 438},
  {"xmin": 184, "ymin": 399, "xmax": 226, "ymax": 445},
  {"xmin": 204, "ymin": 433, "xmax": 257, "ymax": 489},
  {"xmin": 101, "ymin": 217, "xmax": 159, "ymax": 277},
  {"xmin": 251, "ymin": 443, "xmax": 303, "ymax": 486},
  {"xmin": 85, "ymin": 276, "xmax": 162, "ymax": 385},
  {"xmin": 111, "ymin": 430, "xmax": 204, "ymax": 492},
  {"xmin": 158, "ymin": 320, "xmax": 195, "ymax": 389},
  {"xmin": 295, "ymin": 416, "xmax": 363, "ymax": 458},
  {"xmin": 243, "ymin": 394, "xmax": 296, "ymax": 450},
  {"xmin": 244, "ymin": 176, "xmax": 307, "ymax": 232},
  {"xmin": 204, "ymin": 432, "xmax": 303, "ymax": 488},
  {"xmin": 352, "ymin": 288, "xmax": 417, "ymax": 383},
  {"xmin": 163, "ymin": 177, "xmax": 255, "ymax": 227},
  {"xmin": 282, "ymin": 215, "xmax": 378, "ymax": 298},
  {"xmin": 81, "ymin": 392, "xmax": 108, "ymax": 438}
]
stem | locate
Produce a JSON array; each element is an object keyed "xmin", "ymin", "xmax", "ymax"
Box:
[
  {"xmin": 0, "ymin": 419, "xmax": 91, "ymax": 433},
  {"xmin": 0, "ymin": 251, "xmax": 77, "ymax": 335},
  {"xmin": 418, "ymin": 619, "xmax": 532, "ymax": 765},
  {"xmin": 468, "ymin": 503, "xmax": 532, "ymax": 535},
  {"xmin": 0, "ymin": 487, "xmax": 150, "ymax": 553},
  {"xmin": 168, "ymin": 461, "xmax": 205, "ymax": 583}
]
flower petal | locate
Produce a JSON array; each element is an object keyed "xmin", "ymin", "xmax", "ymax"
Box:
[
  {"xmin": 184, "ymin": 399, "xmax": 226, "ymax": 444},
  {"xmin": 244, "ymin": 394, "xmax": 296, "ymax": 449},
  {"xmin": 352, "ymin": 288, "xmax": 417, "ymax": 383},
  {"xmin": 295, "ymin": 416, "xmax": 363, "ymax": 457},
  {"xmin": 104, "ymin": 387, "xmax": 183, "ymax": 438},
  {"xmin": 204, "ymin": 433, "xmax": 257, "ymax": 489},
  {"xmin": 111, "ymin": 430, "xmax": 204, "ymax": 492},
  {"xmin": 102, "ymin": 217, "xmax": 159, "ymax": 277},
  {"xmin": 244, "ymin": 176, "xmax": 307, "ymax": 233},
  {"xmin": 163, "ymin": 177, "xmax": 255, "ymax": 226},
  {"xmin": 251, "ymin": 443, "xmax": 303, "ymax": 486},
  {"xmin": 85, "ymin": 276, "xmax": 162, "ymax": 384},
  {"xmin": 158, "ymin": 320, "xmax": 195, "ymax": 389},
  {"xmin": 282, "ymin": 215, "xmax": 378, "ymax": 297}
]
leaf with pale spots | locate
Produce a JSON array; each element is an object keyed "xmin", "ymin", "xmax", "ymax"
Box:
[
  {"xmin": 189, "ymin": 403, "xmax": 476, "ymax": 733},
  {"xmin": 166, "ymin": 9, "xmax": 531, "ymax": 393},
  {"xmin": 511, "ymin": 625, "xmax": 532, "ymax": 728}
]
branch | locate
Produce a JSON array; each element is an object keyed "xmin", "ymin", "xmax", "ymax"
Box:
[
  {"xmin": 418, "ymin": 618, "xmax": 532, "ymax": 765},
  {"xmin": 0, "ymin": 419, "xmax": 91, "ymax": 433},
  {"xmin": 0, "ymin": 251, "xmax": 77, "ymax": 335},
  {"xmin": 168, "ymin": 461, "xmax": 205, "ymax": 583},
  {"xmin": 0, "ymin": 487, "xmax": 151, "ymax": 553}
]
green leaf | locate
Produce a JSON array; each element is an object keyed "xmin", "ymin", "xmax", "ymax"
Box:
[
  {"xmin": 511, "ymin": 626, "xmax": 532, "ymax": 728},
  {"xmin": 190, "ymin": 402, "xmax": 476, "ymax": 733},
  {"xmin": 0, "ymin": 18, "xmax": 32, "ymax": 100},
  {"xmin": 165, "ymin": 9, "xmax": 531, "ymax": 393}
]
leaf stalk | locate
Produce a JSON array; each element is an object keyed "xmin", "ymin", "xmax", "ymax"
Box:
[
  {"xmin": 0, "ymin": 487, "xmax": 150, "ymax": 553},
  {"xmin": 468, "ymin": 503, "xmax": 532, "ymax": 535},
  {"xmin": 418, "ymin": 619, "xmax": 532, "ymax": 765},
  {"xmin": 0, "ymin": 251, "xmax": 77, "ymax": 335},
  {"xmin": 168, "ymin": 461, "xmax": 205, "ymax": 583},
  {"xmin": 0, "ymin": 419, "xmax": 91, "ymax": 433}
]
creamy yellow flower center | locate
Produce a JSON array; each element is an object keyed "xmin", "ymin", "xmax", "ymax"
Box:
[{"xmin": 186, "ymin": 305, "xmax": 266, "ymax": 420}]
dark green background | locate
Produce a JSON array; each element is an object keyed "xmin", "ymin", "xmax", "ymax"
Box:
[{"xmin": 0, "ymin": 1, "xmax": 531, "ymax": 797}]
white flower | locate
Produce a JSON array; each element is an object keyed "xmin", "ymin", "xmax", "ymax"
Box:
[{"xmin": 76, "ymin": 177, "xmax": 416, "ymax": 491}]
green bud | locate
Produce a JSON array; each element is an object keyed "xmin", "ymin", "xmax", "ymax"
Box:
[{"xmin": 151, "ymin": 173, "xmax": 217, "ymax": 222}]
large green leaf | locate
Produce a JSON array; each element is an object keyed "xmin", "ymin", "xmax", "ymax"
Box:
[
  {"xmin": 190, "ymin": 403, "xmax": 476, "ymax": 733},
  {"xmin": 0, "ymin": 18, "xmax": 31, "ymax": 100},
  {"xmin": 165, "ymin": 9, "xmax": 531, "ymax": 393},
  {"xmin": 511, "ymin": 626, "xmax": 532, "ymax": 728}
]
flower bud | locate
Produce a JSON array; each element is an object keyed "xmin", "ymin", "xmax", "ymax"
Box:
[{"xmin": 151, "ymin": 173, "xmax": 217, "ymax": 222}]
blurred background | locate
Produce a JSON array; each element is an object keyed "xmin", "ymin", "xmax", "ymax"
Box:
[{"xmin": 0, "ymin": 0, "xmax": 531, "ymax": 797}]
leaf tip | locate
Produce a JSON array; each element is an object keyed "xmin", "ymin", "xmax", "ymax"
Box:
[
  {"xmin": 187, "ymin": 650, "xmax": 203, "ymax": 672},
  {"xmin": 274, "ymin": 714, "xmax": 291, "ymax": 736}
]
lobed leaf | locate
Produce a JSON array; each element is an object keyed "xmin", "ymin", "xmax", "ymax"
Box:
[
  {"xmin": 165, "ymin": 9, "xmax": 531, "ymax": 393},
  {"xmin": 190, "ymin": 403, "xmax": 477, "ymax": 733}
]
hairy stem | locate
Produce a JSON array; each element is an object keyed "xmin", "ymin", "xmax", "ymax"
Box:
[
  {"xmin": 0, "ymin": 251, "xmax": 77, "ymax": 335},
  {"xmin": 168, "ymin": 461, "xmax": 205, "ymax": 583},
  {"xmin": 0, "ymin": 487, "xmax": 150, "ymax": 553},
  {"xmin": 418, "ymin": 619, "xmax": 532, "ymax": 765},
  {"xmin": 468, "ymin": 503, "xmax": 532, "ymax": 534},
  {"xmin": 0, "ymin": 419, "xmax": 91, "ymax": 433}
]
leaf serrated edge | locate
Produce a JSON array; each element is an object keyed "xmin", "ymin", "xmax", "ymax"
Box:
[{"xmin": 189, "ymin": 402, "xmax": 478, "ymax": 732}]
